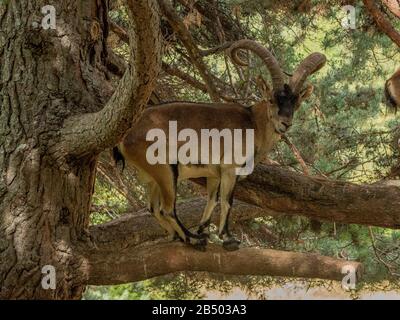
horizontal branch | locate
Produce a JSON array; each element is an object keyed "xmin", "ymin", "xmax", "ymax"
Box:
[
  {"xmin": 232, "ymin": 164, "xmax": 400, "ymax": 229},
  {"xmin": 86, "ymin": 242, "xmax": 362, "ymax": 285},
  {"xmin": 89, "ymin": 198, "xmax": 267, "ymax": 249},
  {"xmin": 58, "ymin": 0, "xmax": 162, "ymax": 159}
]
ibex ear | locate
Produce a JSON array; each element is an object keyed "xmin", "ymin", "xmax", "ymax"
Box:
[
  {"xmin": 256, "ymin": 75, "xmax": 272, "ymax": 102},
  {"xmin": 299, "ymin": 83, "xmax": 314, "ymax": 101},
  {"xmin": 295, "ymin": 84, "xmax": 314, "ymax": 111}
]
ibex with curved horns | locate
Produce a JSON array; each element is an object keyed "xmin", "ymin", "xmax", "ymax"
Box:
[
  {"xmin": 114, "ymin": 40, "xmax": 326, "ymax": 251},
  {"xmin": 385, "ymin": 68, "xmax": 400, "ymax": 112}
]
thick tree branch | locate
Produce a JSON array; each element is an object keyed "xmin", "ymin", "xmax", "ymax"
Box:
[
  {"xmin": 363, "ymin": 0, "xmax": 400, "ymax": 47},
  {"xmin": 87, "ymin": 199, "xmax": 362, "ymax": 284},
  {"xmin": 106, "ymin": 50, "xmax": 128, "ymax": 77},
  {"xmin": 89, "ymin": 199, "xmax": 267, "ymax": 248},
  {"xmin": 84, "ymin": 185, "xmax": 368, "ymax": 285},
  {"xmin": 233, "ymin": 164, "xmax": 400, "ymax": 229},
  {"xmin": 86, "ymin": 242, "xmax": 362, "ymax": 285},
  {"xmin": 58, "ymin": 0, "xmax": 162, "ymax": 159}
]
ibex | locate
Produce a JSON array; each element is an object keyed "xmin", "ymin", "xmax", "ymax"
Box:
[
  {"xmin": 385, "ymin": 68, "xmax": 400, "ymax": 111},
  {"xmin": 114, "ymin": 40, "xmax": 326, "ymax": 251}
]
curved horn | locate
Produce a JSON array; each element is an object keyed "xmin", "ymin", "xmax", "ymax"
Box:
[
  {"xmin": 228, "ymin": 39, "xmax": 285, "ymax": 90},
  {"xmin": 289, "ymin": 53, "xmax": 327, "ymax": 94}
]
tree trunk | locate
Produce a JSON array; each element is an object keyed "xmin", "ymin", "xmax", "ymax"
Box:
[{"xmin": 0, "ymin": 0, "xmax": 113, "ymax": 299}]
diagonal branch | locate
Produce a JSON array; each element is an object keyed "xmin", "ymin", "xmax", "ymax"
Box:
[
  {"xmin": 363, "ymin": 0, "xmax": 400, "ymax": 48},
  {"xmin": 109, "ymin": 20, "xmax": 130, "ymax": 43},
  {"xmin": 162, "ymin": 62, "xmax": 209, "ymax": 93},
  {"xmin": 158, "ymin": 0, "xmax": 222, "ymax": 102},
  {"xmin": 382, "ymin": 0, "xmax": 400, "ymax": 19},
  {"xmin": 108, "ymin": 17, "xmax": 235, "ymax": 101},
  {"xmin": 57, "ymin": 0, "xmax": 162, "ymax": 159}
]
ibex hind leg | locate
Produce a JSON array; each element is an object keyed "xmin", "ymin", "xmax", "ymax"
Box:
[
  {"xmin": 219, "ymin": 168, "xmax": 241, "ymax": 251},
  {"xmin": 139, "ymin": 163, "xmax": 186, "ymax": 242},
  {"xmin": 147, "ymin": 181, "xmax": 176, "ymax": 239},
  {"xmin": 172, "ymin": 165, "xmax": 209, "ymax": 242},
  {"xmin": 152, "ymin": 165, "xmax": 205, "ymax": 244}
]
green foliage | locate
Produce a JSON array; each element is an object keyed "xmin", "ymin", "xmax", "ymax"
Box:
[{"xmin": 91, "ymin": 179, "xmax": 128, "ymax": 225}]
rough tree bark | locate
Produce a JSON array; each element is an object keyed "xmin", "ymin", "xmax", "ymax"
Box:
[
  {"xmin": 0, "ymin": 0, "xmax": 161, "ymax": 299},
  {"xmin": 87, "ymin": 242, "xmax": 362, "ymax": 285}
]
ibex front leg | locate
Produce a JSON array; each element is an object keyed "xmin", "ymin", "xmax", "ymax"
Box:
[
  {"xmin": 219, "ymin": 168, "xmax": 240, "ymax": 251},
  {"xmin": 193, "ymin": 177, "xmax": 220, "ymax": 250}
]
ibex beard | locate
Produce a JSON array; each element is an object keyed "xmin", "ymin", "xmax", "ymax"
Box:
[{"xmin": 145, "ymin": 120, "xmax": 255, "ymax": 176}]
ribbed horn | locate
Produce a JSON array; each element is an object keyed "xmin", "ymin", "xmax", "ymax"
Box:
[
  {"xmin": 289, "ymin": 53, "xmax": 327, "ymax": 94},
  {"xmin": 228, "ymin": 39, "xmax": 285, "ymax": 90}
]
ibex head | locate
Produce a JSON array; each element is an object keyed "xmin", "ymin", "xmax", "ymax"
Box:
[
  {"xmin": 385, "ymin": 68, "xmax": 400, "ymax": 112},
  {"xmin": 229, "ymin": 40, "xmax": 326, "ymax": 134}
]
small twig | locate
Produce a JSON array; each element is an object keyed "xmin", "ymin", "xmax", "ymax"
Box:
[
  {"xmin": 281, "ymin": 135, "xmax": 310, "ymax": 175},
  {"xmin": 109, "ymin": 20, "xmax": 130, "ymax": 44}
]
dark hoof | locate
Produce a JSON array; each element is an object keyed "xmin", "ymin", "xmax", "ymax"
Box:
[
  {"xmin": 222, "ymin": 238, "xmax": 241, "ymax": 251},
  {"xmin": 191, "ymin": 237, "xmax": 208, "ymax": 251},
  {"xmin": 173, "ymin": 233, "xmax": 185, "ymax": 243}
]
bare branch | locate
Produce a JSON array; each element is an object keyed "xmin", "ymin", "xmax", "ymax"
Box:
[
  {"xmin": 232, "ymin": 164, "xmax": 400, "ymax": 229},
  {"xmin": 86, "ymin": 242, "xmax": 362, "ymax": 285},
  {"xmin": 89, "ymin": 198, "xmax": 268, "ymax": 248},
  {"xmin": 158, "ymin": 0, "xmax": 222, "ymax": 102},
  {"xmin": 109, "ymin": 20, "xmax": 130, "ymax": 44},
  {"xmin": 200, "ymin": 41, "xmax": 235, "ymax": 56},
  {"xmin": 162, "ymin": 62, "xmax": 209, "ymax": 93},
  {"xmin": 281, "ymin": 135, "xmax": 311, "ymax": 175}
]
